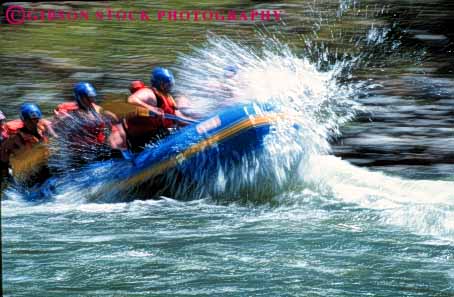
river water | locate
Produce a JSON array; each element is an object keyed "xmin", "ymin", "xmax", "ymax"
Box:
[{"xmin": 1, "ymin": 1, "xmax": 454, "ymax": 296}]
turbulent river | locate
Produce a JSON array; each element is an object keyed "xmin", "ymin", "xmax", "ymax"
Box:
[{"xmin": 1, "ymin": 1, "xmax": 454, "ymax": 296}]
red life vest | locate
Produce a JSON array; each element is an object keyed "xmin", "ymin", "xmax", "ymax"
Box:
[
  {"xmin": 1, "ymin": 119, "xmax": 22, "ymax": 143},
  {"xmin": 120, "ymin": 88, "xmax": 177, "ymax": 149},
  {"xmin": 54, "ymin": 101, "xmax": 106, "ymax": 144},
  {"xmin": 54, "ymin": 102, "xmax": 79, "ymax": 117},
  {"xmin": 152, "ymin": 87, "xmax": 177, "ymax": 128},
  {"xmin": 5, "ymin": 119, "xmax": 24, "ymax": 135},
  {"xmin": 3, "ymin": 120, "xmax": 50, "ymax": 154}
]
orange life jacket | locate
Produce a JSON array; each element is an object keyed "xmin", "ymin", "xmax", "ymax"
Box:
[
  {"xmin": 119, "ymin": 88, "xmax": 177, "ymax": 150},
  {"xmin": 5, "ymin": 119, "xmax": 24, "ymax": 135},
  {"xmin": 1, "ymin": 120, "xmax": 49, "ymax": 159},
  {"xmin": 4, "ymin": 119, "xmax": 51, "ymax": 139},
  {"xmin": 54, "ymin": 102, "xmax": 79, "ymax": 116},
  {"xmin": 151, "ymin": 87, "xmax": 177, "ymax": 128}
]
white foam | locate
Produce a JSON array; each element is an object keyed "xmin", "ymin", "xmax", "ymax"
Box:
[{"xmin": 304, "ymin": 155, "xmax": 454, "ymax": 240}]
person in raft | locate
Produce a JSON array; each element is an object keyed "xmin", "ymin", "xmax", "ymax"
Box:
[
  {"xmin": 0, "ymin": 103, "xmax": 56, "ymax": 186},
  {"xmin": 109, "ymin": 67, "xmax": 195, "ymax": 155},
  {"xmin": 54, "ymin": 81, "xmax": 118, "ymax": 141},
  {"xmin": 52, "ymin": 82, "xmax": 120, "ymax": 168},
  {"xmin": 127, "ymin": 67, "xmax": 194, "ymax": 124}
]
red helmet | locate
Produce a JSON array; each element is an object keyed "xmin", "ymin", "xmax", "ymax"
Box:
[{"xmin": 129, "ymin": 80, "xmax": 146, "ymax": 94}]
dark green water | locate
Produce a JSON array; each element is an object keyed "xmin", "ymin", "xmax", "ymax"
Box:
[{"xmin": 1, "ymin": 1, "xmax": 454, "ymax": 296}]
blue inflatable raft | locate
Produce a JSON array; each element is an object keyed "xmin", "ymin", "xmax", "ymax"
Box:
[
  {"xmin": 27, "ymin": 103, "xmax": 279, "ymax": 200},
  {"xmin": 108, "ymin": 103, "xmax": 276, "ymax": 194}
]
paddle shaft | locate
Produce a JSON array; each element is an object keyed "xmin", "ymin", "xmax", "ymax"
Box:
[
  {"xmin": 100, "ymin": 100, "xmax": 199, "ymax": 124},
  {"xmin": 161, "ymin": 113, "xmax": 199, "ymax": 124}
]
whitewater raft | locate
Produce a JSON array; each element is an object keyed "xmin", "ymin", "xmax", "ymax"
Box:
[{"xmin": 27, "ymin": 103, "xmax": 278, "ymax": 200}]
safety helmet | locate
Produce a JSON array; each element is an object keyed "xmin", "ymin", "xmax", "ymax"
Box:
[
  {"xmin": 150, "ymin": 67, "xmax": 175, "ymax": 92},
  {"xmin": 73, "ymin": 82, "xmax": 97, "ymax": 104},
  {"xmin": 224, "ymin": 65, "xmax": 238, "ymax": 78},
  {"xmin": 20, "ymin": 103, "xmax": 42, "ymax": 121},
  {"xmin": 129, "ymin": 80, "xmax": 146, "ymax": 94}
]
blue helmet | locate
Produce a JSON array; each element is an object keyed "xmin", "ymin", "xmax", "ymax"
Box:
[
  {"xmin": 20, "ymin": 103, "xmax": 42, "ymax": 121},
  {"xmin": 224, "ymin": 65, "xmax": 238, "ymax": 73},
  {"xmin": 150, "ymin": 67, "xmax": 175, "ymax": 92},
  {"xmin": 224, "ymin": 65, "xmax": 238, "ymax": 78},
  {"xmin": 73, "ymin": 82, "xmax": 97, "ymax": 104}
]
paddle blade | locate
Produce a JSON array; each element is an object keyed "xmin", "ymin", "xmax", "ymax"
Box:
[
  {"xmin": 10, "ymin": 144, "xmax": 49, "ymax": 183},
  {"xmin": 101, "ymin": 101, "xmax": 143, "ymax": 119}
]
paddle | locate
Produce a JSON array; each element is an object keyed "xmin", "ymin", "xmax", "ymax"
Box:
[
  {"xmin": 9, "ymin": 144, "xmax": 49, "ymax": 183},
  {"xmin": 161, "ymin": 113, "xmax": 199, "ymax": 125},
  {"xmin": 100, "ymin": 100, "xmax": 137, "ymax": 118},
  {"xmin": 101, "ymin": 100, "xmax": 199, "ymax": 124}
]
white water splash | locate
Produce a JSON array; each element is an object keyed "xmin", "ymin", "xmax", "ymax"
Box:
[
  {"xmin": 304, "ymin": 155, "xmax": 454, "ymax": 241},
  {"xmin": 173, "ymin": 34, "xmax": 362, "ymax": 198},
  {"xmin": 174, "ymin": 34, "xmax": 454, "ymax": 241},
  {"xmin": 176, "ymin": 34, "xmax": 361, "ymax": 139}
]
